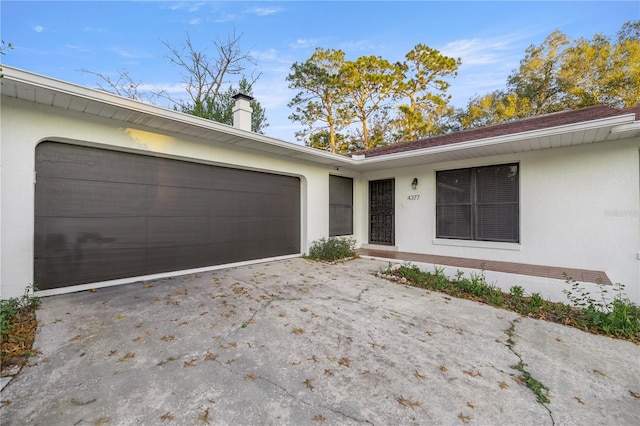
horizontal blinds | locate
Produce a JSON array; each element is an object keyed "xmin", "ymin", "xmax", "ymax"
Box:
[
  {"xmin": 329, "ymin": 175, "xmax": 353, "ymax": 236},
  {"xmin": 436, "ymin": 164, "xmax": 519, "ymax": 243},
  {"xmin": 475, "ymin": 164, "xmax": 519, "ymax": 242}
]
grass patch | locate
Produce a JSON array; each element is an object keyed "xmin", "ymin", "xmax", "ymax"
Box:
[
  {"xmin": 382, "ymin": 263, "xmax": 640, "ymax": 343},
  {"xmin": 306, "ymin": 237, "xmax": 356, "ymax": 262},
  {"xmin": 511, "ymin": 361, "xmax": 551, "ymax": 404},
  {"xmin": 1, "ymin": 285, "xmax": 41, "ymax": 372}
]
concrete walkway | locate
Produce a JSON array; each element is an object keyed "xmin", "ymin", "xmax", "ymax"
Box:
[
  {"xmin": 358, "ymin": 249, "xmax": 611, "ymax": 284},
  {"xmin": 1, "ymin": 258, "xmax": 638, "ymax": 425}
]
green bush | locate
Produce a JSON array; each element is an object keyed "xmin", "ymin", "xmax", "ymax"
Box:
[
  {"xmin": 563, "ymin": 275, "xmax": 640, "ymax": 339},
  {"xmin": 382, "ymin": 265, "xmax": 639, "ymax": 343},
  {"xmin": 306, "ymin": 237, "xmax": 356, "ymax": 262},
  {"xmin": 1, "ymin": 285, "xmax": 40, "ymax": 336}
]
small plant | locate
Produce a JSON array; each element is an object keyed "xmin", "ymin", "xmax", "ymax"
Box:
[
  {"xmin": 381, "ymin": 262, "xmax": 395, "ymax": 275},
  {"xmin": 511, "ymin": 361, "xmax": 551, "ymax": 404},
  {"xmin": 383, "ymin": 265, "xmax": 639, "ymax": 343},
  {"xmin": 1, "ymin": 284, "xmax": 41, "ymax": 369},
  {"xmin": 396, "ymin": 263, "xmax": 429, "ymax": 285},
  {"xmin": 487, "ymin": 288, "xmax": 504, "ymax": 306},
  {"xmin": 306, "ymin": 237, "xmax": 356, "ymax": 262},
  {"xmin": 1, "ymin": 285, "xmax": 40, "ymax": 336},
  {"xmin": 510, "ymin": 285, "xmax": 525, "ymax": 298},
  {"xmin": 529, "ymin": 293, "xmax": 544, "ymax": 308},
  {"xmin": 563, "ymin": 275, "xmax": 640, "ymax": 339}
]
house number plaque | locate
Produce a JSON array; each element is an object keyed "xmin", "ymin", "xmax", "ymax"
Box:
[{"xmin": 407, "ymin": 195, "xmax": 420, "ymax": 200}]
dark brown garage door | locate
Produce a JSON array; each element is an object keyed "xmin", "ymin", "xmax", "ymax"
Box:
[{"xmin": 35, "ymin": 142, "xmax": 300, "ymax": 290}]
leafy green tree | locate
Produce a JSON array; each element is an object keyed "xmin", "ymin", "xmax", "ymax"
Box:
[
  {"xmin": 610, "ymin": 20, "xmax": 640, "ymax": 106},
  {"xmin": 507, "ymin": 29, "xmax": 571, "ymax": 116},
  {"xmin": 287, "ymin": 48, "xmax": 347, "ymax": 153},
  {"xmin": 180, "ymin": 76, "xmax": 268, "ymax": 133},
  {"xmin": 393, "ymin": 44, "xmax": 461, "ymax": 141},
  {"xmin": 455, "ymin": 21, "xmax": 639, "ymax": 131},
  {"xmin": 307, "ymin": 130, "xmax": 352, "ymax": 153},
  {"xmin": 340, "ymin": 55, "xmax": 398, "ymax": 149},
  {"xmin": 559, "ymin": 33, "xmax": 615, "ymax": 108},
  {"xmin": 454, "ymin": 90, "xmax": 531, "ymax": 129},
  {"xmin": 558, "ymin": 22, "xmax": 640, "ymax": 109}
]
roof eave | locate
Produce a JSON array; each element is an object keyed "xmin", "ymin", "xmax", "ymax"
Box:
[
  {"xmin": 352, "ymin": 113, "xmax": 638, "ymax": 170},
  {"xmin": 1, "ymin": 66, "xmax": 358, "ymax": 169}
]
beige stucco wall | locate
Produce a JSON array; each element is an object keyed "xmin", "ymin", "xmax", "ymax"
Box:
[
  {"xmin": 358, "ymin": 137, "xmax": 640, "ymax": 303},
  {"xmin": 0, "ymin": 97, "xmax": 359, "ymax": 298}
]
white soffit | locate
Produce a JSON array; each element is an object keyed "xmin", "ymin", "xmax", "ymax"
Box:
[
  {"xmin": 2, "ymin": 66, "xmax": 638, "ymax": 173},
  {"xmin": 0, "ymin": 66, "xmax": 351, "ymax": 169}
]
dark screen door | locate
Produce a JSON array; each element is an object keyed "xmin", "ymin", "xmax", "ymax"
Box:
[{"xmin": 369, "ymin": 179, "xmax": 394, "ymax": 245}]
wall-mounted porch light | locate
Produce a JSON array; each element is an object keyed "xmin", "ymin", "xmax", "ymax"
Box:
[{"xmin": 411, "ymin": 177, "xmax": 418, "ymax": 190}]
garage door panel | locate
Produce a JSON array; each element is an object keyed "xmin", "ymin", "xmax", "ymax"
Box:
[
  {"xmin": 36, "ymin": 248, "xmax": 149, "ymax": 288},
  {"xmin": 146, "ymin": 217, "xmax": 212, "ymax": 246},
  {"xmin": 35, "ymin": 142, "xmax": 301, "ymax": 290},
  {"xmin": 145, "ymin": 244, "xmax": 214, "ymax": 272},
  {"xmin": 34, "ymin": 217, "xmax": 148, "ymax": 255},
  {"xmin": 36, "ymin": 179, "xmax": 154, "ymax": 217},
  {"xmin": 147, "ymin": 186, "xmax": 212, "ymax": 217}
]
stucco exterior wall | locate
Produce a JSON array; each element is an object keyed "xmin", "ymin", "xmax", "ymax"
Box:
[
  {"xmin": 358, "ymin": 138, "xmax": 640, "ymax": 303},
  {"xmin": 3, "ymin": 91, "xmax": 639, "ymax": 304},
  {"xmin": 0, "ymin": 97, "xmax": 356, "ymax": 298}
]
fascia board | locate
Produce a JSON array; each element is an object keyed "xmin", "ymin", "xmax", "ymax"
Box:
[
  {"xmin": 2, "ymin": 66, "xmax": 357, "ymax": 167},
  {"xmin": 355, "ymin": 114, "xmax": 637, "ymax": 166}
]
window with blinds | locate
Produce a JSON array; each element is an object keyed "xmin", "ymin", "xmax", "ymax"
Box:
[
  {"xmin": 436, "ymin": 164, "xmax": 519, "ymax": 243},
  {"xmin": 329, "ymin": 175, "xmax": 354, "ymax": 236}
]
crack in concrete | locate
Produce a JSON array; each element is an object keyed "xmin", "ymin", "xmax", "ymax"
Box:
[
  {"xmin": 210, "ymin": 353, "xmax": 374, "ymax": 425},
  {"xmin": 258, "ymin": 375, "xmax": 375, "ymax": 425},
  {"xmin": 503, "ymin": 318, "xmax": 556, "ymax": 426}
]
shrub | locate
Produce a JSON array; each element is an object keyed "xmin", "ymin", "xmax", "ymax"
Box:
[
  {"xmin": 382, "ymin": 266, "xmax": 639, "ymax": 343},
  {"xmin": 1, "ymin": 285, "xmax": 40, "ymax": 336},
  {"xmin": 563, "ymin": 275, "xmax": 640, "ymax": 339},
  {"xmin": 306, "ymin": 237, "xmax": 356, "ymax": 262}
]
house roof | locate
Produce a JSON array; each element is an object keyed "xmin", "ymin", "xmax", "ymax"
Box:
[
  {"xmin": 2, "ymin": 66, "xmax": 639, "ymax": 173},
  {"xmin": 0, "ymin": 66, "xmax": 350, "ymax": 170},
  {"xmin": 353, "ymin": 104, "xmax": 640, "ymax": 159}
]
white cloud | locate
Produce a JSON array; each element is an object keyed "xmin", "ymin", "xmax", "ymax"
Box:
[
  {"xmin": 64, "ymin": 44, "xmax": 92, "ymax": 54},
  {"xmin": 110, "ymin": 47, "xmax": 153, "ymax": 59},
  {"xmin": 338, "ymin": 39, "xmax": 381, "ymax": 54},
  {"xmin": 33, "ymin": 25, "xmax": 45, "ymax": 33},
  {"xmin": 289, "ymin": 38, "xmax": 319, "ymax": 49},
  {"xmin": 189, "ymin": 18, "xmax": 202, "ymax": 25},
  {"xmin": 168, "ymin": 1, "xmax": 205, "ymax": 13},
  {"xmin": 213, "ymin": 13, "xmax": 237, "ymax": 23},
  {"xmin": 244, "ymin": 7, "xmax": 282, "ymax": 16},
  {"xmin": 82, "ymin": 26, "xmax": 104, "ymax": 33},
  {"xmin": 440, "ymin": 38, "xmax": 514, "ymax": 66},
  {"xmin": 250, "ymin": 48, "xmax": 296, "ymax": 65}
]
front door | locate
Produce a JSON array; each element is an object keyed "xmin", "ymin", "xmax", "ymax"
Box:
[{"xmin": 369, "ymin": 179, "xmax": 395, "ymax": 245}]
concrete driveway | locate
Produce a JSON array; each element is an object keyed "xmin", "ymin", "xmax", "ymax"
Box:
[{"xmin": 1, "ymin": 258, "xmax": 639, "ymax": 425}]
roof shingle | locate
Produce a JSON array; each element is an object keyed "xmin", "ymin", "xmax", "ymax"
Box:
[{"xmin": 351, "ymin": 105, "xmax": 640, "ymax": 158}]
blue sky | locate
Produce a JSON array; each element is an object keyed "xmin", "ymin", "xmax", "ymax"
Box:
[{"xmin": 1, "ymin": 1, "xmax": 638, "ymax": 142}]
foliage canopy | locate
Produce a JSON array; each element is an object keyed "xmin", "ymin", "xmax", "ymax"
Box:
[{"xmin": 289, "ymin": 21, "xmax": 638, "ymax": 152}]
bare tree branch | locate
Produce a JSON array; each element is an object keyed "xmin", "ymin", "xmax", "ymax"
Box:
[
  {"xmin": 159, "ymin": 29, "xmax": 256, "ymax": 110},
  {"xmin": 80, "ymin": 68, "xmax": 143, "ymax": 101}
]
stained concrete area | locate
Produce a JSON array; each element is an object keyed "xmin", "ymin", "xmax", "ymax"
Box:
[{"xmin": 1, "ymin": 258, "xmax": 638, "ymax": 425}]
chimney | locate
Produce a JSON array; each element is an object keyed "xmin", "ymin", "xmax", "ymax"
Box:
[{"xmin": 232, "ymin": 93, "xmax": 254, "ymax": 131}]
